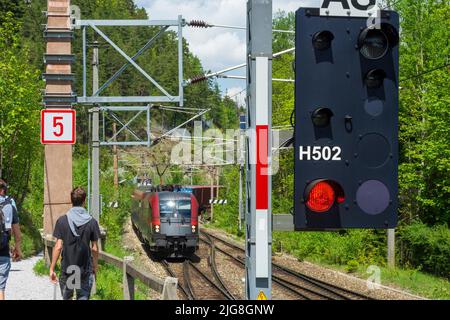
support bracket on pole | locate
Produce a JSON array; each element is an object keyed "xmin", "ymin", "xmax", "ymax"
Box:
[
  {"xmin": 76, "ymin": 17, "xmax": 185, "ymax": 106},
  {"xmin": 91, "ymin": 106, "xmax": 152, "ymax": 147}
]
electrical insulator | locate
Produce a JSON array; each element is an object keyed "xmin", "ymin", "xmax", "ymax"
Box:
[
  {"xmin": 188, "ymin": 20, "xmax": 211, "ymax": 28},
  {"xmin": 189, "ymin": 75, "xmax": 208, "ymax": 84}
]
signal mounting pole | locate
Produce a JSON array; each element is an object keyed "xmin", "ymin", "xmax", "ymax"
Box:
[
  {"xmin": 91, "ymin": 41, "xmax": 100, "ymax": 222},
  {"xmin": 245, "ymin": 0, "xmax": 272, "ymax": 300}
]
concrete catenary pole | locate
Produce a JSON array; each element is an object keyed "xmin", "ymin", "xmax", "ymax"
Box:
[
  {"xmin": 245, "ymin": 0, "xmax": 273, "ymax": 300},
  {"xmin": 91, "ymin": 41, "xmax": 100, "ymax": 221},
  {"xmin": 239, "ymin": 116, "xmax": 246, "ymax": 232},
  {"xmin": 387, "ymin": 229, "xmax": 395, "ymax": 268},
  {"xmin": 113, "ymin": 122, "xmax": 119, "ymax": 191}
]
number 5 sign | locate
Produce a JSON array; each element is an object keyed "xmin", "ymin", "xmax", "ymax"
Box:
[{"xmin": 41, "ymin": 109, "xmax": 76, "ymax": 144}]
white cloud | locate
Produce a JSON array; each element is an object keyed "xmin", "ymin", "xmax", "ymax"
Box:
[{"xmin": 135, "ymin": 0, "xmax": 319, "ymax": 94}]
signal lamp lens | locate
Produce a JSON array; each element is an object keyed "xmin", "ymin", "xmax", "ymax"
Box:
[
  {"xmin": 312, "ymin": 108, "xmax": 334, "ymax": 128},
  {"xmin": 312, "ymin": 31, "xmax": 334, "ymax": 51},
  {"xmin": 306, "ymin": 181, "xmax": 336, "ymax": 213},
  {"xmin": 359, "ymin": 29, "xmax": 389, "ymax": 60},
  {"xmin": 365, "ymin": 69, "xmax": 386, "ymax": 88}
]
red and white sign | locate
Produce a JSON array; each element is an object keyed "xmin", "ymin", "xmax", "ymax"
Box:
[{"xmin": 41, "ymin": 109, "xmax": 76, "ymax": 144}]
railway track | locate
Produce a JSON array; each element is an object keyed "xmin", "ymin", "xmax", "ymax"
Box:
[
  {"xmin": 161, "ymin": 260, "xmax": 193, "ymax": 300},
  {"xmin": 201, "ymin": 229, "xmax": 374, "ymax": 300},
  {"xmin": 203, "ymin": 233, "xmax": 237, "ymax": 300},
  {"xmin": 159, "ymin": 251, "xmax": 235, "ymax": 300}
]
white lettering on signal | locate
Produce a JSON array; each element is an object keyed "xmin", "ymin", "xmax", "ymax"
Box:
[{"xmin": 299, "ymin": 146, "xmax": 342, "ymax": 161}]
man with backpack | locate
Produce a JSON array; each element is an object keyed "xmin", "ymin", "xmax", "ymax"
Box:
[
  {"xmin": 0, "ymin": 179, "xmax": 22, "ymax": 300},
  {"xmin": 49, "ymin": 187, "xmax": 100, "ymax": 300}
]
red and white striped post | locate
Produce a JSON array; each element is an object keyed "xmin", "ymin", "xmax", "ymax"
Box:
[{"xmin": 245, "ymin": 0, "xmax": 272, "ymax": 300}]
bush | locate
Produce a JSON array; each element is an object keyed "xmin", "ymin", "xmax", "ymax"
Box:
[
  {"xmin": 274, "ymin": 229, "xmax": 386, "ymax": 267},
  {"xmin": 399, "ymin": 222, "xmax": 450, "ymax": 278}
]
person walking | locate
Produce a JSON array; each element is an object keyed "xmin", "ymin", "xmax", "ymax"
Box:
[
  {"xmin": 0, "ymin": 179, "xmax": 22, "ymax": 300},
  {"xmin": 49, "ymin": 187, "xmax": 100, "ymax": 300}
]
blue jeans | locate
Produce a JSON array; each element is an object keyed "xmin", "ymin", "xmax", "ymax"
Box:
[
  {"xmin": 59, "ymin": 272, "xmax": 95, "ymax": 300},
  {"xmin": 0, "ymin": 256, "xmax": 11, "ymax": 291}
]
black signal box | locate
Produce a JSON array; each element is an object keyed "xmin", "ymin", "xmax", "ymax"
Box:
[{"xmin": 294, "ymin": 8, "xmax": 400, "ymax": 230}]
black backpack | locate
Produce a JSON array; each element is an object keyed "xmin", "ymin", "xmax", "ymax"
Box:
[
  {"xmin": 63, "ymin": 217, "xmax": 91, "ymax": 275},
  {"xmin": 0, "ymin": 197, "xmax": 13, "ymax": 250}
]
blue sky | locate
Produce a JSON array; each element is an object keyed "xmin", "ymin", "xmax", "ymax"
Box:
[{"xmin": 134, "ymin": 0, "xmax": 319, "ymax": 106}]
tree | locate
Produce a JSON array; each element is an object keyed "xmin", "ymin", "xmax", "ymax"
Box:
[
  {"xmin": 0, "ymin": 0, "xmax": 24, "ymax": 24},
  {"xmin": 396, "ymin": 0, "xmax": 450, "ymax": 225},
  {"xmin": 0, "ymin": 14, "xmax": 42, "ymax": 205}
]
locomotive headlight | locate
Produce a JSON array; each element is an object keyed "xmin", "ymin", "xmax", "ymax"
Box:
[
  {"xmin": 192, "ymin": 225, "xmax": 196, "ymax": 233},
  {"xmin": 155, "ymin": 225, "xmax": 160, "ymax": 233}
]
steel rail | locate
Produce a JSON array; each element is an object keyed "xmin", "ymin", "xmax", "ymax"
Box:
[
  {"xmin": 203, "ymin": 234, "xmax": 238, "ymax": 300},
  {"xmin": 202, "ymin": 230, "xmax": 374, "ymax": 300},
  {"xmin": 199, "ymin": 237, "xmax": 311, "ymax": 300},
  {"xmin": 187, "ymin": 260, "xmax": 236, "ymax": 300},
  {"xmin": 161, "ymin": 260, "xmax": 193, "ymax": 300},
  {"xmin": 204, "ymin": 231, "xmax": 357, "ymax": 299},
  {"xmin": 182, "ymin": 261, "xmax": 197, "ymax": 300},
  {"xmin": 273, "ymin": 262, "xmax": 373, "ymax": 300}
]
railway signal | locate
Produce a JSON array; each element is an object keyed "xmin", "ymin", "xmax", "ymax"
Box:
[{"xmin": 293, "ymin": 7, "xmax": 400, "ymax": 230}]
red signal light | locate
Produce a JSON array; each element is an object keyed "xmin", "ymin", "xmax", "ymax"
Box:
[
  {"xmin": 305, "ymin": 180, "xmax": 346, "ymax": 212},
  {"xmin": 306, "ymin": 181, "xmax": 336, "ymax": 213}
]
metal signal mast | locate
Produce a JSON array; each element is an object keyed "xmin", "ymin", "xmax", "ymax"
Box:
[{"xmin": 245, "ymin": 0, "xmax": 273, "ymax": 300}]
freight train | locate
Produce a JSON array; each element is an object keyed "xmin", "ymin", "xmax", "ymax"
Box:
[{"xmin": 131, "ymin": 187, "xmax": 199, "ymax": 257}]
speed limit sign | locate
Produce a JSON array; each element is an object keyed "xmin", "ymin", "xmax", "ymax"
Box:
[{"xmin": 41, "ymin": 109, "xmax": 76, "ymax": 144}]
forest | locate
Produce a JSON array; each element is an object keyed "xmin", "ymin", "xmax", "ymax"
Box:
[{"xmin": 0, "ymin": 0, "xmax": 448, "ymax": 299}]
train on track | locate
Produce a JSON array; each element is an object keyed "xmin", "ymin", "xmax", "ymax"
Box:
[{"xmin": 131, "ymin": 187, "xmax": 199, "ymax": 257}]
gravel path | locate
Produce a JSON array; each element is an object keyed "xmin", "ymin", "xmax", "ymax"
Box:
[{"xmin": 5, "ymin": 253, "xmax": 62, "ymax": 300}]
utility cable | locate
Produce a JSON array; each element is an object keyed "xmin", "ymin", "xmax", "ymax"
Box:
[
  {"xmin": 187, "ymin": 20, "xmax": 295, "ymax": 34},
  {"xmin": 400, "ymin": 62, "xmax": 450, "ymax": 83}
]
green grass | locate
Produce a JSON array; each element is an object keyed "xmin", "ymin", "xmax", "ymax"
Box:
[
  {"xmin": 33, "ymin": 258, "xmax": 50, "ymax": 276},
  {"xmin": 378, "ymin": 266, "xmax": 450, "ymax": 299},
  {"xmin": 312, "ymin": 260, "xmax": 450, "ymax": 300}
]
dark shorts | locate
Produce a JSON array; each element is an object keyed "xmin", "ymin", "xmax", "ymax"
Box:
[{"xmin": 59, "ymin": 271, "xmax": 94, "ymax": 300}]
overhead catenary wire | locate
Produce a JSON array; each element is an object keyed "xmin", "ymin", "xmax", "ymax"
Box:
[
  {"xmin": 382, "ymin": 0, "xmax": 402, "ymax": 10},
  {"xmin": 227, "ymin": 88, "xmax": 246, "ymax": 100},
  {"xmin": 186, "ymin": 20, "xmax": 295, "ymax": 34},
  {"xmin": 186, "ymin": 47, "xmax": 295, "ymax": 85},
  {"xmin": 218, "ymin": 74, "xmax": 295, "ymax": 83}
]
